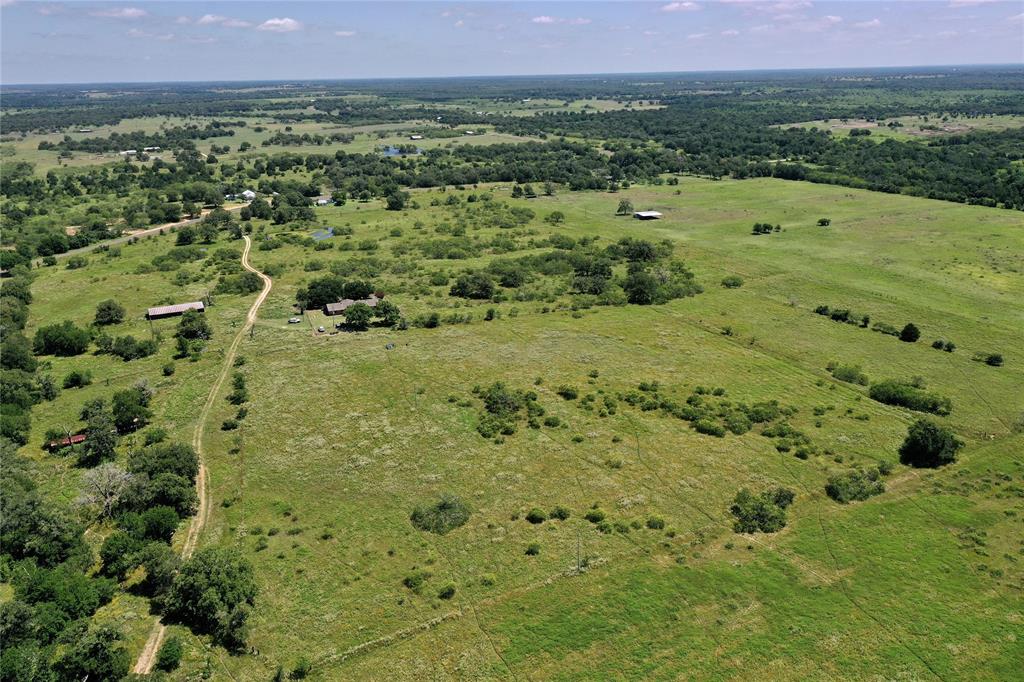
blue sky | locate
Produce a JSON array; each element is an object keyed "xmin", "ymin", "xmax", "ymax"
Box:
[{"xmin": 1, "ymin": 1, "xmax": 1021, "ymax": 84}]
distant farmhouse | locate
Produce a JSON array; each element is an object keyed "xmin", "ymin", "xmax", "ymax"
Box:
[
  {"xmin": 147, "ymin": 301, "xmax": 205, "ymax": 320},
  {"xmin": 323, "ymin": 294, "xmax": 380, "ymax": 316},
  {"xmin": 633, "ymin": 210, "xmax": 663, "ymax": 220}
]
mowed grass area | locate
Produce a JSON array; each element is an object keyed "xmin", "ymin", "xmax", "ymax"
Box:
[
  {"xmin": 17, "ymin": 177, "xmax": 1024, "ymax": 678},
  {"xmin": 195, "ymin": 180, "xmax": 1021, "ymax": 677}
]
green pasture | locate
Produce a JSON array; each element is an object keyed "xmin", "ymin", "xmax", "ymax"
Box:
[{"xmin": 14, "ymin": 177, "xmax": 1024, "ymax": 679}]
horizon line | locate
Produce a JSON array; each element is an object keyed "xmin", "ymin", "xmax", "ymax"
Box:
[{"xmin": 3, "ymin": 62, "xmax": 1022, "ymax": 89}]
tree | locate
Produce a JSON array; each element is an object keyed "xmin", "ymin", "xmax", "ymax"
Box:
[
  {"xmin": 111, "ymin": 384, "xmax": 153, "ymax": 433},
  {"xmin": 175, "ymin": 309, "xmax": 212, "ymax": 341},
  {"xmin": 544, "ymin": 211, "xmax": 565, "ymax": 225},
  {"xmin": 156, "ymin": 636, "xmax": 184, "ymax": 672},
  {"xmin": 165, "ymin": 548, "xmax": 257, "ymax": 650},
  {"xmin": 450, "ymin": 272, "xmax": 495, "ymax": 300},
  {"xmin": 53, "ymin": 625, "xmax": 130, "ymax": 682},
  {"xmin": 1, "ymin": 333, "xmax": 37, "ymax": 372},
  {"xmin": 616, "ymin": 199, "xmax": 634, "ymax": 215},
  {"xmin": 543, "ymin": 181, "xmax": 556, "ymax": 196},
  {"xmin": 80, "ymin": 403, "xmax": 117, "ymax": 467},
  {"xmin": 624, "ymin": 269, "xmax": 658, "ymax": 305},
  {"xmin": 79, "ymin": 463, "xmax": 133, "ymax": 518},
  {"xmin": 899, "ymin": 323, "xmax": 921, "ymax": 343},
  {"xmin": 375, "ymin": 300, "xmax": 401, "ymax": 327},
  {"xmin": 385, "ymin": 191, "xmax": 407, "ymax": 211},
  {"xmin": 343, "ymin": 303, "xmax": 373, "ymax": 330},
  {"xmin": 729, "ymin": 487, "xmax": 793, "ymax": 533},
  {"xmin": 99, "ymin": 530, "xmax": 143, "ymax": 580},
  {"xmin": 33, "ymin": 321, "xmax": 90, "ymax": 356},
  {"xmin": 93, "ymin": 299, "xmax": 125, "ymax": 326},
  {"xmin": 899, "ymin": 418, "xmax": 963, "ymax": 468},
  {"xmin": 297, "ymin": 275, "xmax": 346, "ymax": 309}
]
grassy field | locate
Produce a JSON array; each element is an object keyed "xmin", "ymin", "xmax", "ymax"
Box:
[
  {"xmin": 780, "ymin": 113, "xmax": 1024, "ymax": 142},
  {"xmin": 16, "ymin": 177, "xmax": 1024, "ymax": 678}
]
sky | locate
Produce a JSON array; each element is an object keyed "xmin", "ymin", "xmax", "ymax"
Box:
[{"xmin": 1, "ymin": 0, "xmax": 1022, "ymax": 84}]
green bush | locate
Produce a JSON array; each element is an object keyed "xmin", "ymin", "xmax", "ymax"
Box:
[
  {"xmin": 829, "ymin": 363, "xmax": 869, "ymax": 385},
  {"xmin": 410, "ymin": 494, "xmax": 470, "ymax": 535},
  {"xmin": 825, "ymin": 470, "xmax": 885, "ymax": 503},
  {"xmin": 549, "ymin": 505, "xmax": 571, "ymax": 520},
  {"xmin": 437, "ymin": 583, "xmax": 456, "ymax": 600},
  {"xmin": 525, "ymin": 508, "xmax": 547, "ymax": 524},
  {"xmin": 646, "ymin": 516, "xmax": 665, "ymax": 530},
  {"xmin": 721, "ymin": 275, "xmax": 744, "ymax": 288},
  {"xmin": 155, "ymin": 635, "xmax": 183, "ymax": 672},
  {"xmin": 729, "ymin": 487, "xmax": 794, "ymax": 533},
  {"xmin": 525, "ymin": 543, "xmax": 541, "ymax": 556},
  {"xmin": 899, "ymin": 418, "xmax": 963, "ymax": 468},
  {"xmin": 556, "ymin": 385, "xmax": 578, "ymax": 400},
  {"xmin": 62, "ymin": 369, "xmax": 92, "ymax": 389},
  {"xmin": 402, "ymin": 570, "xmax": 431, "ymax": 593},
  {"xmin": 869, "ymin": 380, "xmax": 951, "ymax": 415}
]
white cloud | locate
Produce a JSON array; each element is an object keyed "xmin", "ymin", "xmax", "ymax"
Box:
[
  {"xmin": 334, "ymin": 30, "xmax": 356, "ymax": 37},
  {"xmin": 127, "ymin": 28, "xmax": 175, "ymax": 41},
  {"xmin": 0, "ymin": 0, "xmax": 19, "ymax": 7},
  {"xmin": 197, "ymin": 14, "xmax": 226, "ymax": 25},
  {"xmin": 643, "ymin": 30, "xmax": 659, "ymax": 36},
  {"xmin": 91, "ymin": 7, "xmax": 146, "ymax": 19},
  {"xmin": 454, "ymin": 19, "xmax": 464, "ymax": 27},
  {"xmin": 174, "ymin": 16, "xmax": 191, "ymax": 24},
  {"xmin": 937, "ymin": 29, "xmax": 958, "ymax": 37},
  {"xmin": 530, "ymin": 15, "xmax": 591, "ymax": 25},
  {"xmin": 1009, "ymin": 12, "xmax": 1024, "ymax": 22},
  {"xmin": 185, "ymin": 36, "xmax": 216, "ymax": 44},
  {"xmin": 949, "ymin": 0, "xmax": 999, "ymax": 6},
  {"xmin": 686, "ymin": 32, "xmax": 707, "ymax": 39},
  {"xmin": 721, "ymin": 28, "xmax": 740, "ymax": 36},
  {"xmin": 222, "ymin": 18, "xmax": 252, "ymax": 28},
  {"xmin": 854, "ymin": 18, "xmax": 881, "ymax": 28},
  {"xmin": 37, "ymin": 5, "xmax": 63, "ymax": 15},
  {"xmin": 661, "ymin": 2, "xmax": 700, "ymax": 12},
  {"xmin": 256, "ymin": 17, "xmax": 302, "ymax": 32}
]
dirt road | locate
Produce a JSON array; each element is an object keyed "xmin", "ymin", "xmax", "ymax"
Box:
[{"xmin": 133, "ymin": 235, "xmax": 272, "ymax": 674}]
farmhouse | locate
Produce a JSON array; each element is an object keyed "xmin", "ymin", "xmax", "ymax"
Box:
[
  {"xmin": 241, "ymin": 189, "xmax": 257, "ymax": 201},
  {"xmin": 323, "ymin": 294, "xmax": 380, "ymax": 316},
  {"xmin": 633, "ymin": 210, "xmax": 663, "ymax": 220},
  {"xmin": 146, "ymin": 301, "xmax": 205, "ymax": 320},
  {"xmin": 46, "ymin": 434, "xmax": 86, "ymax": 451}
]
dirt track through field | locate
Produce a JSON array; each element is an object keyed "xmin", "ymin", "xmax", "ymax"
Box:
[{"xmin": 133, "ymin": 235, "xmax": 272, "ymax": 675}]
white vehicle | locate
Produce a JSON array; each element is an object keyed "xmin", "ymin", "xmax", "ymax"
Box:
[
  {"xmin": 317, "ymin": 326, "xmax": 326, "ymax": 333},
  {"xmin": 288, "ymin": 317, "xmax": 301, "ymax": 324}
]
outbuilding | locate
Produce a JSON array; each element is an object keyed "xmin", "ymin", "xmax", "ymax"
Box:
[
  {"xmin": 409, "ymin": 134, "xmax": 424, "ymax": 140},
  {"xmin": 241, "ymin": 189, "xmax": 257, "ymax": 201},
  {"xmin": 46, "ymin": 434, "xmax": 86, "ymax": 451},
  {"xmin": 147, "ymin": 301, "xmax": 205, "ymax": 320},
  {"xmin": 633, "ymin": 210, "xmax": 663, "ymax": 220}
]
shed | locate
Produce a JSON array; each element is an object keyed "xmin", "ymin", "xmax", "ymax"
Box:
[
  {"xmin": 147, "ymin": 301, "xmax": 205, "ymax": 320},
  {"xmin": 323, "ymin": 294, "xmax": 380, "ymax": 316},
  {"xmin": 46, "ymin": 434, "xmax": 86, "ymax": 451},
  {"xmin": 409, "ymin": 134, "xmax": 424, "ymax": 140},
  {"xmin": 633, "ymin": 210, "xmax": 663, "ymax": 220},
  {"xmin": 316, "ymin": 198, "xmax": 330, "ymax": 206}
]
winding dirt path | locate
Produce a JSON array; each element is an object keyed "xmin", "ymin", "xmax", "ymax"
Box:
[{"xmin": 133, "ymin": 235, "xmax": 272, "ymax": 674}]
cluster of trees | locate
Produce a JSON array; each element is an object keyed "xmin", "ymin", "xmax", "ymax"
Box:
[
  {"xmin": 262, "ymin": 130, "xmax": 354, "ymax": 146},
  {"xmin": 37, "ymin": 123, "xmax": 237, "ymax": 154},
  {"xmin": 729, "ymin": 487, "xmax": 795, "ymax": 533},
  {"xmin": 869, "ymin": 379, "xmax": 952, "ymax": 416}
]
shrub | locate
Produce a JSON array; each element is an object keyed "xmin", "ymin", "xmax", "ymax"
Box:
[
  {"xmin": 410, "ymin": 494, "xmax": 470, "ymax": 535},
  {"xmin": 403, "ymin": 570, "xmax": 431, "ymax": 593},
  {"xmin": 155, "ymin": 635, "xmax": 183, "ymax": 671},
  {"xmin": 290, "ymin": 657, "xmax": 312, "ymax": 679},
  {"xmin": 550, "ymin": 505, "xmax": 571, "ymax": 520},
  {"xmin": 646, "ymin": 516, "xmax": 665, "ymax": 530},
  {"xmin": 62, "ymin": 369, "xmax": 93, "ymax": 389},
  {"xmin": 729, "ymin": 487, "xmax": 794, "ymax": 533},
  {"xmin": 221, "ymin": 419, "xmax": 239, "ymax": 431},
  {"xmin": 899, "ymin": 419, "xmax": 963, "ymax": 468},
  {"xmin": 899, "ymin": 323, "xmax": 920, "ymax": 343},
  {"xmin": 982, "ymin": 353, "xmax": 1004, "ymax": 367},
  {"xmin": 525, "ymin": 543, "xmax": 541, "ymax": 556},
  {"xmin": 437, "ymin": 584, "xmax": 456, "ymax": 600},
  {"xmin": 825, "ymin": 470, "xmax": 885, "ymax": 503},
  {"xmin": 721, "ymin": 275, "xmax": 744, "ymax": 289},
  {"xmin": 543, "ymin": 416, "xmax": 561, "ymax": 427},
  {"xmin": 829, "ymin": 364, "xmax": 869, "ymax": 385},
  {"xmin": 449, "ymin": 272, "xmax": 495, "ymax": 299},
  {"xmin": 817, "ymin": 218, "xmax": 831, "ymax": 226},
  {"xmin": 556, "ymin": 386, "xmax": 578, "ymax": 400},
  {"xmin": 693, "ymin": 419, "xmax": 726, "ymax": 437},
  {"xmin": 94, "ymin": 300, "xmax": 126, "ymax": 326},
  {"xmin": 869, "ymin": 380, "xmax": 951, "ymax": 415},
  {"xmin": 525, "ymin": 508, "xmax": 547, "ymax": 524},
  {"xmin": 583, "ymin": 509, "xmax": 605, "ymax": 523}
]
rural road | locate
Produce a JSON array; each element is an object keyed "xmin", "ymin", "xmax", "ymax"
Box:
[{"xmin": 133, "ymin": 234, "xmax": 273, "ymax": 675}]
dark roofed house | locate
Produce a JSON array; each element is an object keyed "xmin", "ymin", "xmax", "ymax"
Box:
[
  {"xmin": 323, "ymin": 294, "xmax": 380, "ymax": 316},
  {"xmin": 147, "ymin": 301, "xmax": 205, "ymax": 320}
]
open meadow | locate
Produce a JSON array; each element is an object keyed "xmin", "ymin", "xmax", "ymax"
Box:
[{"xmin": 17, "ymin": 177, "xmax": 1023, "ymax": 678}]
